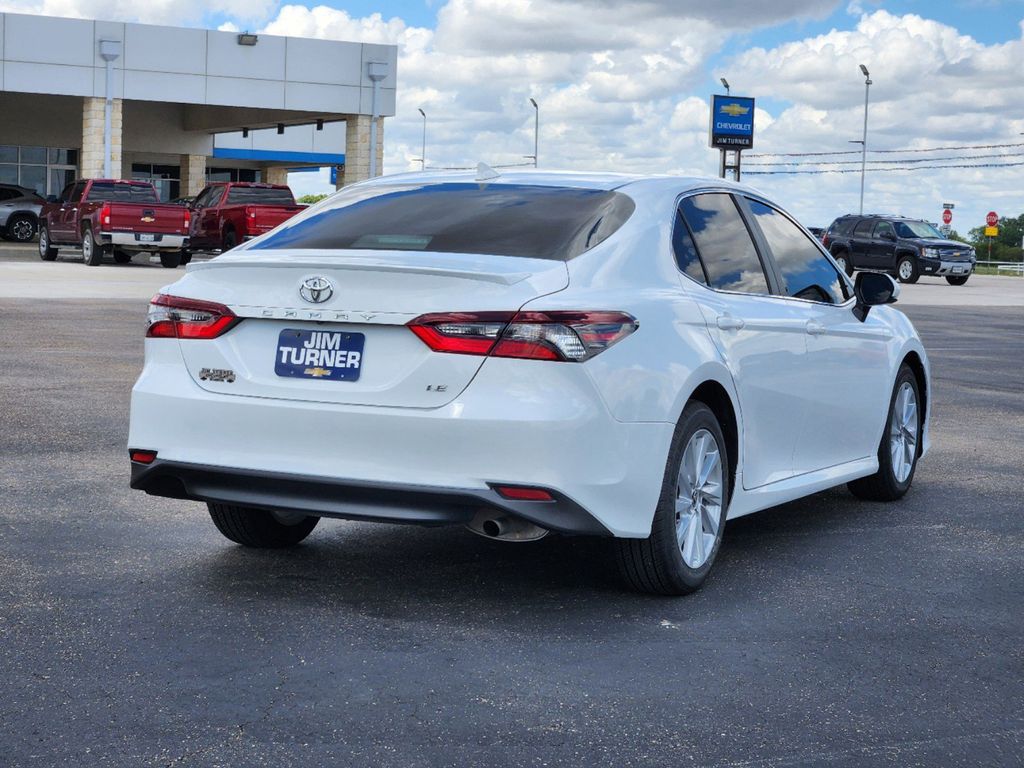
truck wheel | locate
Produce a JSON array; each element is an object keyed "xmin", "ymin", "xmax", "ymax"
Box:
[
  {"xmin": 38, "ymin": 225, "xmax": 58, "ymax": 261},
  {"xmin": 221, "ymin": 229, "xmax": 238, "ymax": 252},
  {"xmin": 208, "ymin": 503, "xmax": 319, "ymax": 548},
  {"xmin": 81, "ymin": 227, "xmax": 104, "ymax": 266},
  {"xmin": 159, "ymin": 251, "xmax": 182, "ymax": 269},
  {"xmin": 113, "ymin": 249, "xmax": 132, "ymax": 264},
  {"xmin": 7, "ymin": 214, "xmax": 37, "ymax": 243},
  {"xmin": 895, "ymin": 255, "xmax": 919, "ymax": 284},
  {"xmin": 945, "ymin": 275, "xmax": 969, "ymax": 286},
  {"xmin": 832, "ymin": 251, "xmax": 853, "ymax": 276},
  {"xmin": 179, "ymin": 250, "xmax": 193, "ymax": 266}
]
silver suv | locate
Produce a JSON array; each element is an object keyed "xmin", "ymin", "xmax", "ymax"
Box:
[{"xmin": 0, "ymin": 184, "xmax": 44, "ymax": 243}]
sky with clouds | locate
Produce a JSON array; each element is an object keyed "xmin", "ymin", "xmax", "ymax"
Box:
[{"xmin": 2, "ymin": 0, "xmax": 1022, "ymax": 232}]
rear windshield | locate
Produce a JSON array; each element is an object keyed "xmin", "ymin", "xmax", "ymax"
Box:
[
  {"xmin": 87, "ymin": 182, "xmax": 159, "ymax": 203},
  {"xmin": 225, "ymin": 186, "xmax": 295, "ymax": 206},
  {"xmin": 250, "ymin": 182, "xmax": 636, "ymax": 260}
]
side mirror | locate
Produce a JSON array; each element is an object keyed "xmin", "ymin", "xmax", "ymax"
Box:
[{"xmin": 853, "ymin": 271, "xmax": 899, "ymax": 322}]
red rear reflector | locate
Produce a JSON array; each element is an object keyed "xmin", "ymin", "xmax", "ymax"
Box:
[
  {"xmin": 146, "ymin": 294, "xmax": 240, "ymax": 340},
  {"xmin": 130, "ymin": 449, "xmax": 157, "ymax": 464},
  {"xmin": 494, "ymin": 485, "xmax": 555, "ymax": 502}
]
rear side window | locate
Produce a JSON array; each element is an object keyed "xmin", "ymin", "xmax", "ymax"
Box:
[
  {"xmin": 87, "ymin": 182, "xmax": 159, "ymax": 203},
  {"xmin": 225, "ymin": 186, "xmax": 295, "ymax": 206},
  {"xmin": 830, "ymin": 217, "xmax": 856, "ymax": 236},
  {"xmin": 0, "ymin": 188, "xmax": 17, "ymax": 201},
  {"xmin": 746, "ymin": 200, "xmax": 848, "ymax": 304},
  {"xmin": 678, "ymin": 194, "xmax": 769, "ymax": 294},
  {"xmin": 852, "ymin": 220, "xmax": 873, "ymax": 238},
  {"xmin": 250, "ymin": 183, "xmax": 636, "ymax": 260},
  {"xmin": 672, "ymin": 211, "xmax": 707, "ymax": 284}
]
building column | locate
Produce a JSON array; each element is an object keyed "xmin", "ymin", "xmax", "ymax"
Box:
[
  {"xmin": 336, "ymin": 114, "xmax": 384, "ymax": 189},
  {"xmin": 81, "ymin": 96, "xmax": 122, "ymax": 179},
  {"xmin": 179, "ymin": 154, "xmax": 207, "ymax": 197},
  {"xmin": 263, "ymin": 166, "xmax": 290, "ymax": 186}
]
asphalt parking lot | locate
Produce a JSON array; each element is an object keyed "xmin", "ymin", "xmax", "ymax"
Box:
[{"xmin": 1, "ymin": 247, "xmax": 1022, "ymax": 766}]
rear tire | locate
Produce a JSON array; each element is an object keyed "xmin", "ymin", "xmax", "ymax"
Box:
[
  {"xmin": 159, "ymin": 250, "xmax": 182, "ymax": 269},
  {"xmin": 945, "ymin": 275, "xmax": 969, "ymax": 286},
  {"xmin": 113, "ymin": 249, "xmax": 132, "ymax": 264},
  {"xmin": 833, "ymin": 251, "xmax": 854, "ymax": 277},
  {"xmin": 208, "ymin": 503, "xmax": 319, "ymax": 548},
  {"xmin": 221, "ymin": 229, "xmax": 238, "ymax": 252},
  {"xmin": 616, "ymin": 401, "xmax": 730, "ymax": 595},
  {"xmin": 179, "ymin": 250, "xmax": 193, "ymax": 266},
  {"xmin": 81, "ymin": 226, "xmax": 104, "ymax": 266},
  {"xmin": 848, "ymin": 364, "xmax": 921, "ymax": 502},
  {"xmin": 7, "ymin": 214, "xmax": 36, "ymax": 243},
  {"xmin": 895, "ymin": 255, "xmax": 919, "ymax": 284},
  {"xmin": 38, "ymin": 224, "xmax": 58, "ymax": 261}
]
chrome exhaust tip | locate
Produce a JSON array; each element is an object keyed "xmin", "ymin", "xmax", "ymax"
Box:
[{"xmin": 466, "ymin": 511, "xmax": 548, "ymax": 542}]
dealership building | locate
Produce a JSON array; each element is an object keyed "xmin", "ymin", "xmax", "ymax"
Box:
[{"xmin": 0, "ymin": 12, "xmax": 397, "ymax": 199}]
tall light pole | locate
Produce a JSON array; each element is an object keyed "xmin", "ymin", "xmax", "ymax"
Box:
[
  {"xmin": 99, "ymin": 39, "xmax": 122, "ymax": 178},
  {"xmin": 529, "ymin": 98, "xmax": 539, "ymax": 168},
  {"xmin": 857, "ymin": 64, "xmax": 871, "ymax": 215},
  {"xmin": 720, "ymin": 77, "xmax": 730, "ymax": 96},
  {"xmin": 417, "ymin": 108, "xmax": 426, "ymax": 170}
]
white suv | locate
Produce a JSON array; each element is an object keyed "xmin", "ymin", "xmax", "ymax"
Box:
[{"xmin": 129, "ymin": 171, "xmax": 930, "ymax": 594}]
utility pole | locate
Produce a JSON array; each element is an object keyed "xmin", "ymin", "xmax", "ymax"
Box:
[
  {"xmin": 529, "ymin": 98, "xmax": 539, "ymax": 168},
  {"xmin": 418, "ymin": 108, "xmax": 426, "ymax": 170},
  {"xmin": 858, "ymin": 64, "xmax": 871, "ymax": 215}
]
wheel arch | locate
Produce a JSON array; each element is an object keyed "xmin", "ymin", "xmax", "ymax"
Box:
[
  {"xmin": 683, "ymin": 376, "xmax": 740, "ymax": 498},
  {"xmin": 901, "ymin": 350, "xmax": 928, "ymax": 457}
]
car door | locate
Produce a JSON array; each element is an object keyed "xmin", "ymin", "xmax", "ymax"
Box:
[
  {"xmin": 870, "ymin": 220, "xmax": 897, "ymax": 269},
  {"xmin": 849, "ymin": 219, "xmax": 874, "ymax": 268},
  {"xmin": 51, "ymin": 182, "xmax": 81, "ymax": 241},
  {"xmin": 192, "ymin": 185, "xmax": 225, "ymax": 247},
  {"xmin": 674, "ymin": 192, "xmax": 811, "ymax": 490},
  {"xmin": 743, "ymin": 198, "xmax": 893, "ymax": 474}
]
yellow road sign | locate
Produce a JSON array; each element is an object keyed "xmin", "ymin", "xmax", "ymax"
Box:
[{"xmin": 984, "ymin": 226, "xmax": 999, "ymax": 237}]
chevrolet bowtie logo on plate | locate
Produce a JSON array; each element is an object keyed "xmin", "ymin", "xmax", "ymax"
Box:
[
  {"xmin": 303, "ymin": 367, "xmax": 332, "ymax": 378},
  {"xmin": 299, "ymin": 276, "xmax": 334, "ymax": 304},
  {"xmin": 720, "ymin": 103, "xmax": 750, "ymax": 117}
]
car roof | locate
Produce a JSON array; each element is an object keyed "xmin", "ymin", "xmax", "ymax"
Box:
[{"xmin": 358, "ymin": 168, "xmax": 764, "ymax": 197}]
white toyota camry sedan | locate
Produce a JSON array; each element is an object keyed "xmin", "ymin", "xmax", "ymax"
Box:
[{"xmin": 129, "ymin": 170, "xmax": 930, "ymax": 594}]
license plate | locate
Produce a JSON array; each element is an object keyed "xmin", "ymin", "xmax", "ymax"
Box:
[
  {"xmin": 274, "ymin": 329, "xmax": 364, "ymax": 381},
  {"xmin": 138, "ymin": 233, "xmax": 156, "ymax": 243},
  {"xmin": 952, "ymin": 266, "xmax": 965, "ymax": 274}
]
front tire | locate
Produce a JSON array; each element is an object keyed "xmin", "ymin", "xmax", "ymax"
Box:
[
  {"xmin": 7, "ymin": 214, "xmax": 36, "ymax": 243},
  {"xmin": 833, "ymin": 251, "xmax": 854, "ymax": 277},
  {"xmin": 81, "ymin": 227, "xmax": 104, "ymax": 266},
  {"xmin": 848, "ymin": 364, "xmax": 921, "ymax": 501},
  {"xmin": 38, "ymin": 224, "xmax": 58, "ymax": 260},
  {"xmin": 945, "ymin": 275, "xmax": 969, "ymax": 286},
  {"xmin": 616, "ymin": 401, "xmax": 730, "ymax": 595},
  {"xmin": 208, "ymin": 503, "xmax": 319, "ymax": 548},
  {"xmin": 895, "ymin": 255, "xmax": 919, "ymax": 284},
  {"xmin": 221, "ymin": 229, "xmax": 238, "ymax": 252}
]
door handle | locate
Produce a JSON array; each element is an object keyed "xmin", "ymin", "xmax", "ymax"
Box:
[
  {"xmin": 716, "ymin": 314, "xmax": 745, "ymax": 331},
  {"xmin": 806, "ymin": 320, "xmax": 827, "ymax": 336}
]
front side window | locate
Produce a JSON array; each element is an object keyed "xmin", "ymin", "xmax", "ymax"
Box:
[
  {"xmin": 251, "ymin": 183, "xmax": 636, "ymax": 261},
  {"xmin": 746, "ymin": 200, "xmax": 848, "ymax": 305},
  {"xmin": 70, "ymin": 182, "xmax": 87, "ymax": 203},
  {"xmin": 678, "ymin": 193, "xmax": 770, "ymax": 294},
  {"xmin": 873, "ymin": 221, "xmax": 895, "ymax": 239}
]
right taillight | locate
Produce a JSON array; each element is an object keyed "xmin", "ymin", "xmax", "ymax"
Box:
[
  {"xmin": 407, "ymin": 310, "xmax": 637, "ymax": 362},
  {"xmin": 146, "ymin": 294, "xmax": 240, "ymax": 339}
]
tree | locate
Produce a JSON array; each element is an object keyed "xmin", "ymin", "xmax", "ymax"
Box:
[
  {"xmin": 967, "ymin": 213, "xmax": 1024, "ymax": 263},
  {"xmin": 298, "ymin": 193, "xmax": 329, "ymax": 205}
]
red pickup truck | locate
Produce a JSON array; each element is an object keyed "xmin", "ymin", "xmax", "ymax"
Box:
[
  {"xmin": 38, "ymin": 179, "xmax": 191, "ymax": 268},
  {"xmin": 187, "ymin": 182, "xmax": 303, "ymax": 253}
]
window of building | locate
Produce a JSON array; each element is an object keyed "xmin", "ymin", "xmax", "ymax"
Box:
[{"xmin": 0, "ymin": 145, "xmax": 79, "ymax": 196}]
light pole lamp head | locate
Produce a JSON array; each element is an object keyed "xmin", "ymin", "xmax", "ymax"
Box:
[
  {"xmin": 859, "ymin": 64, "xmax": 870, "ymax": 78},
  {"xmin": 367, "ymin": 61, "xmax": 388, "ymax": 82},
  {"xmin": 720, "ymin": 77, "xmax": 730, "ymax": 93},
  {"xmin": 418, "ymin": 108, "xmax": 425, "ymax": 118},
  {"xmin": 99, "ymin": 39, "xmax": 122, "ymax": 63},
  {"xmin": 530, "ymin": 98, "xmax": 538, "ymax": 109}
]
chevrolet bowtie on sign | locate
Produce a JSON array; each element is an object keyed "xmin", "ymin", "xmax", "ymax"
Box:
[{"xmin": 709, "ymin": 95, "xmax": 756, "ymax": 150}]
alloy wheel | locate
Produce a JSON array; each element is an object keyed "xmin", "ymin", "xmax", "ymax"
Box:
[
  {"xmin": 11, "ymin": 218, "xmax": 34, "ymax": 241},
  {"xmin": 889, "ymin": 381, "xmax": 918, "ymax": 483},
  {"xmin": 899, "ymin": 260, "xmax": 914, "ymax": 281},
  {"xmin": 82, "ymin": 231, "xmax": 92, "ymax": 264},
  {"xmin": 38, "ymin": 228, "xmax": 48, "ymax": 255},
  {"xmin": 675, "ymin": 428, "xmax": 723, "ymax": 568}
]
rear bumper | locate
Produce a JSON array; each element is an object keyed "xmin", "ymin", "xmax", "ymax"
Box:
[
  {"xmin": 128, "ymin": 346, "xmax": 674, "ymax": 537},
  {"xmin": 101, "ymin": 232, "xmax": 188, "ymax": 250},
  {"xmin": 130, "ymin": 459, "xmax": 609, "ymax": 535}
]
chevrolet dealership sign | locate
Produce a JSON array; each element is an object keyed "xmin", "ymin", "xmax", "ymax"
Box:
[{"xmin": 709, "ymin": 95, "xmax": 755, "ymax": 149}]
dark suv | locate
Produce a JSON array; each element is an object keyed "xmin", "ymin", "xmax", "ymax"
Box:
[{"xmin": 823, "ymin": 214, "xmax": 976, "ymax": 285}]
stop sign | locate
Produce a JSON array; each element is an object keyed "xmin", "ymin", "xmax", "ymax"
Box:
[
  {"xmin": 986, "ymin": 211, "xmax": 998, "ymax": 227},
  {"xmin": 942, "ymin": 209, "xmax": 952, "ymax": 225}
]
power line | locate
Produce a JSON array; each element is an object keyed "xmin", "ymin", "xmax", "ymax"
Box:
[
  {"xmin": 744, "ymin": 160, "xmax": 1024, "ymax": 176},
  {"xmin": 746, "ymin": 141, "xmax": 1024, "ymax": 158},
  {"xmin": 746, "ymin": 151, "xmax": 1023, "ymax": 167}
]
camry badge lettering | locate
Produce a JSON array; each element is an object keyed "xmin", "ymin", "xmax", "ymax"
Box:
[{"xmin": 299, "ymin": 276, "xmax": 334, "ymax": 304}]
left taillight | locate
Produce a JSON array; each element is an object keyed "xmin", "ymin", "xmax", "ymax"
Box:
[
  {"xmin": 99, "ymin": 203, "xmax": 111, "ymax": 229},
  {"xmin": 408, "ymin": 310, "xmax": 637, "ymax": 362},
  {"xmin": 146, "ymin": 294, "xmax": 240, "ymax": 340}
]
